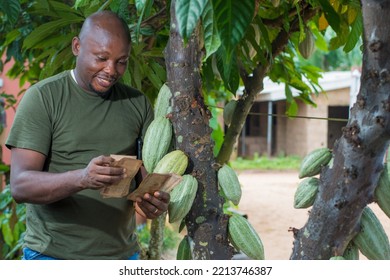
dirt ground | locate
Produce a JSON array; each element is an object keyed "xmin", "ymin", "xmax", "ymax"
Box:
[{"xmin": 235, "ymin": 170, "xmax": 390, "ymax": 260}]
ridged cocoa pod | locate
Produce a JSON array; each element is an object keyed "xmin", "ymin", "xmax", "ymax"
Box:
[
  {"xmin": 353, "ymin": 206, "xmax": 390, "ymax": 260},
  {"xmin": 343, "ymin": 241, "xmax": 359, "ymax": 260},
  {"xmin": 374, "ymin": 163, "xmax": 390, "ymax": 219},
  {"xmin": 299, "ymin": 147, "xmax": 332, "ymax": 179},
  {"xmin": 298, "ymin": 27, "xmax": 315, "ymax": 59},
  {"xmin": 218, "ymin": 164, "xmax": 242, "ymax": 205},
  {"xmin": 294, "ymin": 177, "xmax": 319, "ymax": 209},
  {"xmin": 142, "ymin": 116, "xmax": 173, "ymax": 173},
  {"xmin": 168, "ymin": 174, "xmax": 198, "ymax": 223},
  {"xmin": 154, "ymin": 84, "xmax": 172, "ymax": 118},
  {"xmin": 329, "ymin": 256, "xmax": 345, "ymax": 260},
  {"xmin": 228, "ymin": 214, "xmax": 264, "ymax": 260},
  {"xmin": 223, "ymin": 100, "xmax": 237, "ymax": 127},
  {"xmin": 153, "ymin": 150, "xmax": 188, "ymax": 175}
]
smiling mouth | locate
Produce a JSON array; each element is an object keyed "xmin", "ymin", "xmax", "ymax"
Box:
[{"xmin": 96, "ymin": 76, "xmax": 115, "ymax": 88}]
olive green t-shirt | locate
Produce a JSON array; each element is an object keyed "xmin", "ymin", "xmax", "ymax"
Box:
[{"xmin": 6, "ymin": 70, "xmax": 154, "ymax": 259}]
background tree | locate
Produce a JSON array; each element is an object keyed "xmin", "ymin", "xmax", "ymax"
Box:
[{"xmin": 1, "ymin": 0, "xmax": 379, "ymax": 260}]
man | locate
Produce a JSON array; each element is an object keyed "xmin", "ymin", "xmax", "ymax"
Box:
[{"xmin": 5, "ymin": 10, "xmax": 169, "ymax": 260}]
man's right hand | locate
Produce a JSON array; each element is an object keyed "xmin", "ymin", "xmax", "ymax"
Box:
[{"xmin": 80, "ymin": 155, "xmax": 127, "ymax": 190}]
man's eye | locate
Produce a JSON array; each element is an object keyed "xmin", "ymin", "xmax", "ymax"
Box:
[
  {"xmin": 97, "ymin": 56, "xmax": 107, "ymax": 61},
  {"xmin": 118, "ymin": 59, "xmax": 128, "ymax": 65}
]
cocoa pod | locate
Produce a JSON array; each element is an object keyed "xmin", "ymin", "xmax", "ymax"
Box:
[
  {"xmin": 142, "ymin": 116, "xmax": 173, "ymax": 173},
  {"xmin": 353, "ymin": 206, "xmax": 390, "ymax": 260},
  {"xmin": 218, "ymin": 164, "xmax": 242, "ymax": 206},
  {"xmin": 374, "ymin": 163, "xmax": 390, "ymax": 219},
  {"xmin": 228, "ymin": 214, "xmax": 264, "ymax": 260},
  {"xmin": 299, "ymin": 147, "xmax": 332, "ymax": 179},
  {"xmin": 294, "ymin": 177, "xmax": 319, "ymax": 209},
  {"xmin": 168, "ymin": 174, "xmax": 198, "ymax": 223},
  {"xmin": 153, "ymin": 149, "xmax": 188, "ymax": 175}
]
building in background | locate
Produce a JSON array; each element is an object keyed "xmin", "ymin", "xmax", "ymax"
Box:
[{"xmin": 237, "ymin": 70, "xmax": 361, "ymax": 158}]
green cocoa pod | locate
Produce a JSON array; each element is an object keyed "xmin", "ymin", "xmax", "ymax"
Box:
[
  {"xmin": 329, "ymin": 256, "xmax": 345, "ymax": 260},
  {"xmin": 353, "ymin": 206, "xmax": 390, "ymax": 260},
  {"xmin": 176, "ymin": 235, "xmax": 192, "ymax": 260},
  {"xmin": 218, "ymin": 164, "xmax": 242, "ymax": 206},
  {"xmin": 343, "ymin": 241, "xmax": 359, "ymax": 260},
  {"xmin": 228, "ymin": 214, "xmax": 264, "ymax": 260},
  {"xmin": 142, "ymin": 116, "xmax": 173, "ymax": 173},
  {"xmin": 299, "ymin": 147, "xmax": 332, "ymax": 179},
  {"xmin": 223, "ymin": 100, "xmax": 237, "ymax": 127},
  {"xmin": 294, "ymin": 177, "xmax": 319, "ymax": 209},
  {"xmin": 153, "ymin": 149, "xmax": 188, "ymax": 175},
  {"xmin": 374, "ymin": 163, "xmax": 390, "ymax": 219},
  {"xmin": 154, "ymin": 84, "xmax": 172, "ymax": 118},
  {"xmin": 168, "ymin": 174, "xmax": 198, "ymax": 223},
  {"xmin": 298, "ymin": 27, "xmax": 315, "ymax": 59}
]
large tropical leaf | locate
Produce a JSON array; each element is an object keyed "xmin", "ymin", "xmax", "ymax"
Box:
[
  {"xmin": 22, "ymin": 17, "xmax": 84, "ymax": 49},
  {"xmin": 343, "ymin": 9, "xmax": 363, "ymax": 53},
  {"xmin": 213, "ymin": 0, "xmax": 254, "ymax": 58},
  {"xmin": 0, "ymin": 0, "xmax": 21, "ymax": 25},
  {"xmin": 175, "ymin": 0, "xmax": 208, "ymax": 40},
  {"xmin": 201, "ymin": 0, "xmax": 220, "ymax": 60}
]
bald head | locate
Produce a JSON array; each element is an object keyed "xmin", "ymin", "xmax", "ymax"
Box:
[
  {"xmin": 79, "ymin": 11, "xmax": 131, "ymax": 45},
  {"xmin": 71, "ymin": 10, "xmax": 131, "ymax": 95}
]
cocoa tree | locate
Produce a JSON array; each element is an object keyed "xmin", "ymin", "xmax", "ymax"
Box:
[
  {"xmin": 1, "ymin": 0, "xmax": 374, "ymax": 260},
  {"xmin": 291, "ymin": 0, "xmax": 390, "ymax": 259}
]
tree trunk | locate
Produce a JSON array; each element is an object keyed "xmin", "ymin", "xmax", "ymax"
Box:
[
  {"xmin": 164, "ymin": 0, "xmax": 233, "ymax": 259},
  {"xmin": 291, "ymin": 0, "xmax": 390, "ymax": 259}
]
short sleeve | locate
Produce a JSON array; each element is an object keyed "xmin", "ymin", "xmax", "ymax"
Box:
[{"xmin": 5, "ymin": 86, "xmax": 53, "ymax": 156}]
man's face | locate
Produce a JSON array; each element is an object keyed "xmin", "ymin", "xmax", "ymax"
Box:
[{"xmin": 72, "ymin": 27, "xmax": 130, "ymax": 95}]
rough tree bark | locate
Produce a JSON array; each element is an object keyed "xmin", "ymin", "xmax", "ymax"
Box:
[
  {"xmin": 291, "ymin": 0, "xmax": 390, "ymax": 259},
  {"xmin": 164, "ymin": 0, "xmax": 233, "ymax": 259}
]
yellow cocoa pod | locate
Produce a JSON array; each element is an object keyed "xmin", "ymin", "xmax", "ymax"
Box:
[
  {"xmin": 218, "ymin": 164, "xmax": 242, "ymax": 205},
  {"xmin": 153, "ymin": 150, "xmax": 188, "ymax": 175},
  {"xmin": 168, "ymin": 174, "xmax": 198, "ymax": 223},
  {"xmin": 299, "ymin": 147, "xmax": 332, "ymax": 179},
  {"xmin": 294, "ymin": 177, "xmax": 319, "ymax": 209},
  {"xmin": 353, "ymin": 206, "xmax": 390, "ymax": 260},
  {"xmin": 374, "ymin": 163, "xmax": 390, "ymax": 219},
  {"xmin": 228, "ymin": 214, "xmax": 264, "ymax": 260}
]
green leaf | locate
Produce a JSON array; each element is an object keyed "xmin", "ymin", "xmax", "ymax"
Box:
[
  {"xmin": 216, "ymin": 47, "xmax": 239, "ymax": 94},
  {"xmin": 23, "ymin": 17, "xmax": 84, "ymax": 50},
  {"xmin": 201, "ymin": 0, "xmax": 221, "ymax": 60},
  {"xmin": 134, "ymin": 0, "xmax": 153, "ymax": 43},
  {"xmin": 343, "ymin": 11, "xmax": 363, "ymax": 53},
  {"xmin": 213, "ymin": 0, "xmax": 255, "ymax": 57},
  {"xmin": 317, "ymin": 0, "xmax": 341, "ymax": 33},
  {"xmin": 4, "ymin": 29, "xmax": 21, "ymax": 46},
  {"xmin": 0, "ymin": 0, "xmax": 21, "ymax": 25},
  {"xmin": 2, "ymin": 222, "xmax": 14, "ymax": 246},
  {"xmin": 285, "ymin": 86, "xmax": 298, "ymax": 117},
  {"xmin": 176, "ymin": 0, "xmax": 208, "ymax": 40}
]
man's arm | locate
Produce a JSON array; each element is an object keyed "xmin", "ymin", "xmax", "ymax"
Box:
[{"xmin": 10, "ymin": 148, "xmax": 127, "ymax": 204}]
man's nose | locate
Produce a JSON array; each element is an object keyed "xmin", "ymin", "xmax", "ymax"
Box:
[{"xmin": 103, "ymin": 60, "xmax": 116, "ymax": 76}]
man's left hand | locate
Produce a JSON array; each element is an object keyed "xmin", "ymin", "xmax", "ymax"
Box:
[{"xmin": 134, "ymin": 191, "xmax": 170, "ymax": 219}]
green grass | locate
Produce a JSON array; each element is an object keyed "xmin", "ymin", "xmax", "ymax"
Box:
[{"xmin": 230, "ymin": 154, "xmax": 302, "ymax": 171}]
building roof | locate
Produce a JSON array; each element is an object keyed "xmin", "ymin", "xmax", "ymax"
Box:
[{"xmin": 244, "ymin": 71, "xmax": 359, "ymax": 102}]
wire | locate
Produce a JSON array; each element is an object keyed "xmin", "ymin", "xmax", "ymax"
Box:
[{"xmin": 209, "ymin": 105, "xmax": 349, "ymax": 122}]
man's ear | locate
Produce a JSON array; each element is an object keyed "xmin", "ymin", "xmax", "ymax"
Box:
[{"xmin": 71, "ymin": 36, "xmax": 80, "ymax": 55}]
